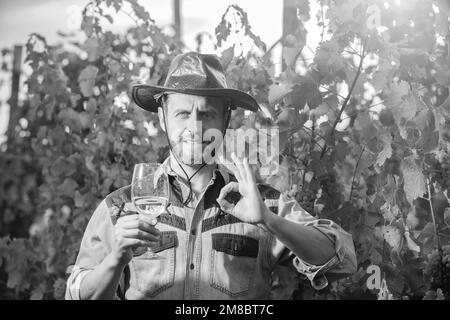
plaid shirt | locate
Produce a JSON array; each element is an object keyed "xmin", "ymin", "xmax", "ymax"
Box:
[{"xmin": 65, "ymin": 159, "xmax": 356, "ymax": 300}]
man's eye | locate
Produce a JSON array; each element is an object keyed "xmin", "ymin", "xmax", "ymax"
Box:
[
  {"xmin": 201, "ymin": 113, "xmax": 215, "ymax": 119},
  {"xmin": 176, "ymin": 112, "xmax": 190, "ymax": 118}
]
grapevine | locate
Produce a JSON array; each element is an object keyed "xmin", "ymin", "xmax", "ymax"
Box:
[
  {"xmin": 428, "ymin": 150, "xmax": 450, "ymax": 195},
  {"xmin": 296, "ymin": 187, "xmax": 317, "ymax": 215},
  {"xmin": 424, "ymin": 245, "xmax": 450, "ymax": 299}
]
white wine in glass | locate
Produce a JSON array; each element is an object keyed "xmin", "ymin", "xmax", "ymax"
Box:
[{"xmin": 131, "ymin": 163, "xmax": 169, "ymax": 259}]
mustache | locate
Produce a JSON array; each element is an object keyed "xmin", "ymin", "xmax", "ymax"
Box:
[
  {"xmin": 168, "ymin": 129, "xmax": 222, "ymax": 145},
  {"xmin": 173, "ymin": 132, "xmax": 212, "ymax": 143},
  {"xmin": 169, "ymin": 136, "xmax": 213, "ymax": 144},
  {"xmin": 181, "ymin": 139, "xmax": 212, "ymax": 144}
]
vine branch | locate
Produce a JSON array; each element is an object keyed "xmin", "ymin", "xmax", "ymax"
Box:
[
  {"xmin": 319, "ymin": 38, "xmax": 367, "ymax": 160},
  {"xmin": 426, "ymin": 178, "xmax": 442, "ymax": 250},
  {"xmin": 349, "ymin": 146, "xmax": 365, "ymax": 201}
]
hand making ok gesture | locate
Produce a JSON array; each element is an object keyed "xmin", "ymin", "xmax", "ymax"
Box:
[{"xmin": 217, "ymin": 153, "xmax": 271, "ymax": 225}]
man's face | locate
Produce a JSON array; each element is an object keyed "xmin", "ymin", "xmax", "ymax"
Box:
[{"xmin": 158, "ymin": 93, "xmax": 227, "ymax": 166}]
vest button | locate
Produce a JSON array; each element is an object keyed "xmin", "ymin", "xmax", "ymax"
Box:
[
  {"xmin": 190, "ymin": 263, "xmax": 194, "ymax": 270},
  {"xmin": 191, "ymin": 229, "xmax": 196, "ymax": 236}
]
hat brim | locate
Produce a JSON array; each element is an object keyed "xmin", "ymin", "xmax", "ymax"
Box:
[{"xmin": 131, "ymin": 84, "xmax": 259, "ymax": 113}]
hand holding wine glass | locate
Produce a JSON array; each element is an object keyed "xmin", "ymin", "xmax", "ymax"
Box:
[
  {"xmin": 112, "ymin": 214, "xmax": 161, "ymax": 266},
  {"xmin": 130, "ymin": 163, "xmax": 169, "ymax": 259}
]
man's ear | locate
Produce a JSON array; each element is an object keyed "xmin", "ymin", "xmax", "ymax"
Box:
[
  {"xmin": 158, "ymin": 107, "xmax": 166, "ymax": 133},
  {"xmin": 224, "ymin": 107, "xmax": 231, "ymax": 131}
]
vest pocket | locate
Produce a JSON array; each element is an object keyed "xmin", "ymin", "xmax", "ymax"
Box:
[
  {"xmin": 130, "ymin": 231, "xmax": 177, "ymax": 298},
  {"xmin": 210, "ymin": 233, "xmax": 259, "ymax": 297}
]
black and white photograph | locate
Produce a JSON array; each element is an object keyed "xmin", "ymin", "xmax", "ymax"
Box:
[{"xmin": 0, "ymin": 0, "xmax": 449, "ymax": 308}]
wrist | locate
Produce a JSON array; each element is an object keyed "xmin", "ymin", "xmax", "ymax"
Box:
[
  {"xmin": 260, "ymin": 206, "xmax": 277, "ymax": 230},
  {"xmin": 108, "ymin": 251, "xmax": 130, "ymax": 270}
]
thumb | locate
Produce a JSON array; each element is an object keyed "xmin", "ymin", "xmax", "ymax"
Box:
[
  {"xmin": 218, "ymin": 182, "xmax": 239, "ymax": 200},
  {"xmin": 216, "ymin": 198, "xmax": 234, "ymax": 214}
]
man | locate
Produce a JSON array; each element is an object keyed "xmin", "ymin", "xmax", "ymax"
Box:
[{"xmin": 65, "ymin": 52, "xmax": 356, "ymax": 300}]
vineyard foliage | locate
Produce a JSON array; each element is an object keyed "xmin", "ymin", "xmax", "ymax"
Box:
[{"xmin": 1, "ymin": 0, "xmax": 450, "ymax": 299}]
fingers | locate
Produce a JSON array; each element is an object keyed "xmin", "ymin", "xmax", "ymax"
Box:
[
  {"xmin": 118, "ymin": 229, "xmax": 160, "ymax": 242},
  {"xmin": 117, "ymin": 238, "xmax": 154, "ymax": 249},
  {"xmin": 115, "ymin": 214, "xmax": 161, "ymax": 246},
  {"xmin": 118, "ymin": 212, "xmax": 157, "ymax": 225},
  {"xmin": 220, "ymin": 154, "xmax": 242, "ymax": 181},
  {"xmin": 116, "ymin": 213, "xmax": 138, "ymax": 224},
  {"xmin": 218, "ymin": 182, "xmax": 239, "ymax": 200},
  {"xmin": 242, "ymin": 157, "xmax": 256, "ymax": 183},
  {"xmin": 221, "ymin": 152, "xmax": 257, "ymax": 184},
  {"xmin": 231, "ymin": 152, "xmax": 245, "ymax": 182},
  {"xmin": 120, "ymin": 219, "xmax": 161, "ymax": 236},
  {"xmin": 216, "ymin": 198, "xmax": 234, "ymax": 214},
  {"xmin": 231, "ymin": 153, "xmax": 256, "ymax": 183}
]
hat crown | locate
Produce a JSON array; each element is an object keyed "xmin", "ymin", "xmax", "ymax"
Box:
[
  {"xmin": 164, "ymin": 52, "xmax": 228, "ymax": 90},
  {"xmin": 131, "ymin": 51, "xmax": 259, "ymax": 113}
]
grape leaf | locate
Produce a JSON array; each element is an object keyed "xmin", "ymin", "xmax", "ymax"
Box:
[
  {"xmin": 376, "ymin": 133, "xmax": 392, "ymax": 167},
  {"xmin": 420, "ymin": 130, "xmax": 439, "ymax": 154},
  {"xmin": 78, "ymin": 65, "xmax": 98, "ymax": 97},
  {"xmin": 7, "ymin": 270, "xmax": 22, "ymax": 289},
  {"xmin": 405, "ymin": 230, "xmax": 420, "ymax": 253},
  {"xmin": 382, "ymin": 225, "xmax": 402, "ymax": 251},
  {"xmin": 85, "ymin": 37, "xmax": 99, "ymax": 62},
  {"xmin": 267, "ymin": 158, "xmax": 290, "ymax": 192},
  {"xmin": 221, "ymin": 46, "xmax": 234, "ymax": 69},
  {"xmin": 438, "ymin": 92, "xmax": 450, "ymax": 117},
  {"xmin": 60, "ymin": 178, "xmax": 79, "ymax": 196},
  {"xmin": 354, "ymin": 112, "xmax": 378, "ymax": 141},
  {"xmin": 433, "ymin": 64, "xmax": 450, "ymax": 86},
  {"xmin": 268, "ymin": 83, "xmax": 293, "ymax": 105},
  {"xmin": 414, "ymin": 109, "xmax": 436, "ymax": 132},
  {"xmin": 79, "ymin": 112, "xmax": 92, "ymax": 129},
  {"xmin": 372, "ymin": 61, "xmax": 394, "ymax": 91},
  {"xmin": 384, "ymin": 80, "xmax": 410, "ymax": 106},
  {"xmin": 401, "ymin": 155, "xmax": 426, "ymax": 205},
  {"xmin": 310, "ymin": 102, "xmax": 331, "ymax": 118},
  {"xmin": 30, "ymin": 286, "xmax": 45, "ymax": 300},
  {"xmin": 391, "ymin": 93, "xmax": 420, "ymax": 125}
]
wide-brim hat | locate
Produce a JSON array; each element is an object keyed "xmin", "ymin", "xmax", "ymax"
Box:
[{"xmin": 131, "ymin": 52, "xmax": 259, "ymax": 113}]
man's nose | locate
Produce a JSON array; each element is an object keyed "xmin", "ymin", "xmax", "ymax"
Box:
[
  {"xmin": 188, "ymin": 109, "xmax": 199, "ymax": 123},
  {"xmin": 186, "ymin": 111, "xmax": 202, "ymax": 136}
]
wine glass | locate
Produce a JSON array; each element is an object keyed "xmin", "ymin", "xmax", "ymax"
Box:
[{"xmin": 131, "ymin": 163, "xmax": 169, "ymax": 259}]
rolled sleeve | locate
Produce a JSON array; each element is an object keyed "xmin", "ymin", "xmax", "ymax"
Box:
[
  {"xmin": 270, "ymin": 194, "xmax": 357, "ymax": 290},
  {"xmin": 65, "ymin": 266, "xmax": 92, "ymax": 300},
  {"xmin": 65, "ymin": 200, "xmax": 116, "ymax": 300}
]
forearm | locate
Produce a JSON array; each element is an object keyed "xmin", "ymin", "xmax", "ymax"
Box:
[
  {"xmin": 79, "ymin": 253, "xmax": 126, "ymax": 300},
  {"xmin": 261, "ymin": 208, "xmax": 335, "ymax": 265}
]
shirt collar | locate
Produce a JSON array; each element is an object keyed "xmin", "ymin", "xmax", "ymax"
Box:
[{"xmin": 160, "ymin": 155, "xmax": 231, "ymax": 186}]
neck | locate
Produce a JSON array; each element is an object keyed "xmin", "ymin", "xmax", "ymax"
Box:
[{"xmin": 168, "ymin": 153, "xmax": 216, "ymax": 196}]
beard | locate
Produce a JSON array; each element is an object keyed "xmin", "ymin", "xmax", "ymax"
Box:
[
  {"xmin": 169, "ymin": 131, "xmax": 209, "ymax": 167},
  {"xmin": 167, "ymin": 126, "xmax": 225, "ymax": 167},
  {"xmin": 176, "ymin": 140, "xmax": 206, "ymax": 166}
]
